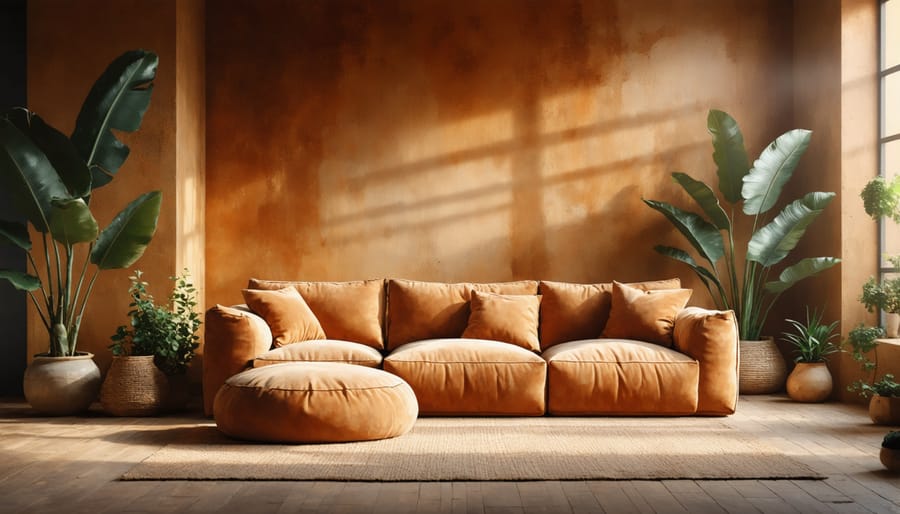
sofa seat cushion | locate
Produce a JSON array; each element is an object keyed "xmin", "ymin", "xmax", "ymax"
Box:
[
  {"xmin": 384, "ymin": 339, "xmax": 546, "ymax": 415},
  {"xmin": 253, "ymin": 340, "xmax": 383, "ymax": 368},
  {"xmin": 214, "ymin": 362, "xmax": 418, "ymax": 443},
  {"xmin": 543, "ymin": 339, "xmax": 699, "ymax": 415}
]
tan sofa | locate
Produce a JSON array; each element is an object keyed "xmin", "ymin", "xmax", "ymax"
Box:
[{"xmin": 202, "ymin": 278, "xmax": 739, "ymax": 417}]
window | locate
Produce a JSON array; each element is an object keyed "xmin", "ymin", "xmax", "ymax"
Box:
[{"xmin": 881, "ymin": 0, "xmax": 900, "ymax": 314}]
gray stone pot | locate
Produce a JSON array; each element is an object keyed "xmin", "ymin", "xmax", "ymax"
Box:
[{"xmin": 23, "ymin": 352, "xmax": 101, "ymax": 415}]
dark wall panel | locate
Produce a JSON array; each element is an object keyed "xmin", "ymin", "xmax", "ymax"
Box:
[{"xmin": 0, "ymin": 0, "xmax": 27, "ymax": 396}]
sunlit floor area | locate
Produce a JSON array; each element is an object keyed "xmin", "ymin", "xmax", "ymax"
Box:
[{"xmin": 0, "ymin": 396, "xmax": 898, "ymax": 514}]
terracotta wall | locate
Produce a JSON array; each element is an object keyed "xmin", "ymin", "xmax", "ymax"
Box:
[{"xmin": 205, "ymin": 0, "xmax": 795, "ymax": 308}]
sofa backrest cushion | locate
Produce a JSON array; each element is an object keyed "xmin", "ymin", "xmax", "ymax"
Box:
[
  {"xmin": 537, "ymin": 278, "xmax": 681, "ymax": 350},
  {"xmin": 247, "ymin": 278, "xmax": 386, "ymax": 350},
  {"xmin": 601, "ymin": 281, "xmax": 693, "ymax": 347},
  {"xmin": 461, "ymin": 291, "xmax": 542, "ymax": 352},
  {"xmin": 386, "ymin": 279, "xmax": 539, "ymax": 350},
  {"xmin": 241, "ymin": 287, "xmax": 326, "ymax": 347}
]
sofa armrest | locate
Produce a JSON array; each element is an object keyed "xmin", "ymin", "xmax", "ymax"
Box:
[
  {"xmin": 673, "ymin": 307, "xmax": 739, "ymax": 415},
  {"xmin": 202, "ymin": 304, "xmax": 272, "ymax": 416}
]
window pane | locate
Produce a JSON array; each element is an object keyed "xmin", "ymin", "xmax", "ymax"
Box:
[
  {"xmin": 887, "ymin": 0, "xmax": 900, "ymax": 70},
  {"xmin": 885, "ymin": 72, "xmax": 900, "ymax": 136}
]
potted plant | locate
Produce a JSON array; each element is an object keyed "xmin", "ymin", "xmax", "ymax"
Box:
[
  {"xmin": 845, "ymin": 324, "xmax": 900, "ymax": 424},
  {"xmin": 101, "ymin": 269, "xmax": 200, "ymax": 415},
  {"xmin": 882, "ymin": 431, "xmax": 900, "ymax": 472},
  {"xmin": 781, "ymin": 308, "xmax": 839, "ymax": 402},
  {"xmin": 861, "ymin": 175, "xmax": 900, "ymax": 224},
  {"xmin": 644, "ymin": 109, "xmax": 840, "ymax": 394},
  {"xmin": 859, "ymin": 256, "xmax": 900, "ymax": 337},
  {"xmin": 0, "ymin": 50, "xmax": 162, "ymax": 415}
]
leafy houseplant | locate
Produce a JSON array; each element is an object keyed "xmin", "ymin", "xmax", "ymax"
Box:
[
  {"xmin": 110, "ymin": 269, "xmax": 201, "ymax": 376},
  {"xmin": 845, "ymin": 323, "xmax": 885, "ymax": 379},
  {"xmin": 781, "ymin": 307, "xmax": 839, "ymax": 402},
  {"xmin": 781, "ymin": 308, "xmax": 840, "ymax": 363},
  {"xmin": 0, "ymin": 50, "xmax": 162, "ymax": 357},
  {"xmin": 882, "ymin": 430, "xmax": 900, "ymax": 472},
  {"xmin": 644, "ymin": 109, "xmax": 840, "ymax": 340},
  {"xmin": 861, "ymin": 175, "xmax": 900, "ymax": 224}
]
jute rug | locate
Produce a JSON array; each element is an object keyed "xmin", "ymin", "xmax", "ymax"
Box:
[{"xmin": 122, "ymin": 417, "xmax": 822, "ymax": 481}]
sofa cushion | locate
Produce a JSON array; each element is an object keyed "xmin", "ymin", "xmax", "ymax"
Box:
[
  {"xmin": 253, "ymin": 340, "xmax": 383, "ymax": 368},
  {"xmin": 384, "ymin": 338, "xmax": 546, "ymax": 415},
  {"xmin": 601, "ymin": 281, "xmax": 692, "ymax": 347},
  {"xmin": 248, "ymin": 278, "xmax": 385, "ymax": 350},
  {"xmin": 461, "ymin": 291, "xmax": 542, "ymax": 352},
  {"xmin": 386, "ymin": 279, "xmax": 538, "ymax": 350},
  {"xmin": 543, "ymin": 339, "xmax": 699, "ymax": 415},
  {"xmin": 241, "ymin": 287, "xmax": 326, "ymax": 347},
  {"xmin": 538, "ymin": 278, "xmax": 681, "ymax": 350}
]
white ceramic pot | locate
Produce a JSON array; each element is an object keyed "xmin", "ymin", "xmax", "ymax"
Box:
[
  {"xmin": 23, "ymin": 352, "xmax": 101, "ymax": 415},
  {"xmin": 886, "ymin": 312, "xmax": 900, "ymax": 338},
  {"xmin": 786, "ymin": 362, "xmax": 832, "ymax": 402}
]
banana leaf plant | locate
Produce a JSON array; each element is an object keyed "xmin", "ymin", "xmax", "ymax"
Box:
[
  {"xmin": 643, "ymin": 109, "xmax": 840, "ymax": 340},
  {"xmin": 0, "ymin": 50, "xmax": 162, "ymax": 357}
]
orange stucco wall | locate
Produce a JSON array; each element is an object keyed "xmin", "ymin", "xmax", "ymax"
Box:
[{"xmin": 205, "ymin": 0, "xmax": 795, "ymax": 309}]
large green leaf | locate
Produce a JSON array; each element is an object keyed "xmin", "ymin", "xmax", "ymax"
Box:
[
  {"xmin": 71, "ymin": 50, "xmax": 158, "ymax": 189},
  {"xmin": 5, "ymin": 108, "xmax": 91, "ymax": 198},
  {"xmin": 0, "ymin": 112, "xmax": 71, "ymax": 232},
  {"xmin": 643, "ymin": 199, "xmax": 724, "ymax": 266},
  {"xmin": 0, "ymin": 269, "xmax": 41, "ymax": 291},
  {"xmin": 747, "ymin": 192, "xmax": 835, "ymax": 267},
  {"xmin": 764, "ymin": 257, "xmax": 841, "ymax": 294},
  {"xmin": 672, "ymin": 172, "xmax": 730, "ymax": 230},
  {"xmin": 0, "ymin": 220, "xmax": 30, "ymax": 250},
  {"xmin": 654, "ymin": 245, "xmax": 721, "ymax": 288},
  {"xmin": 49, "ymin": 198, "xmax": 99, "ymax": 246},
  {"xmin": 742, "ymin": 129, "xmax": 812, "ymax": 215},
  {"xmin": 90, "ymin": 191, "xmax": 161, "ymax": 269},
  {"xmin": 708, "ymin": 109, "xmax": 750, "ymax": 205}
]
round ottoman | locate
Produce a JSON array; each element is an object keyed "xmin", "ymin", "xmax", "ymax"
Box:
[{"xmin": 214, "ymin": 362, "xmax": 419, "ymax": 443}]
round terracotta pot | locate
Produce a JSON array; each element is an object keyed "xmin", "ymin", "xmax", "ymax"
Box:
[
  {"xmin": 23, "ymin": 352, "xmax": 101, "ymax": 416},
  {"xmin": 786, "ymin": 362, "xmax": 832, "ymax": 402},
  {"xmin": 869, "ymin": 394, "xmax": 900, "ymax": 425},
  {"xmin": 739, "ymin": 337, "xmax": 787, "ymax": 394},
  {"xmin": 881, "ymin": 447, "xmax": 900, "ymax": 472}
]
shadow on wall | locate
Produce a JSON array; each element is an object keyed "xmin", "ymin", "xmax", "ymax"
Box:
[{"xmin": 204, "ymin": 0, "xmax": 794, "ymax": 306}]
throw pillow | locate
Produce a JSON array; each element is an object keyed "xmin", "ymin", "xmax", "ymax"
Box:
[
  {"xmin": 601, "ymin": 281, "xmax": 692, "ymax": 347},
  {"xmin": 462, "ymin": 291, "xmax": 542, "ymax": 352},
  {"xmin": 242, "ymin": 287, "xmax": 326, "ymax": 347}
]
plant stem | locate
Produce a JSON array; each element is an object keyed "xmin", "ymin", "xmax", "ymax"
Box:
[
  {"xmin": 70, "ymin": 268, "xmax": 101, "ymax": 353},
  {"xmin": 27, "ymin": 290, "xmax": 50, "ymax": 332},
  {"xmin": 70, "ymin": 243, "xmax": 92, "ymax": 331},
  {"xmin": 25, "ymin": 251, "xmax": 51, "ymax": 314}
]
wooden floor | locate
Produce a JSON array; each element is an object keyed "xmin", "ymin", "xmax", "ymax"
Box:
[{"xmin": 0, "ymin": 395, "xmax": 898, "ymax": 514}]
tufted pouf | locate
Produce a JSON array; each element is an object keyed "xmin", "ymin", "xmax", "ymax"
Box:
[{"xmin": 213, "ymin": 362, "xmax": 419, "ymax": 443}]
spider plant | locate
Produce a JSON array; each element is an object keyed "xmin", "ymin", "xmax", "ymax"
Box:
[{"xmin": 781, "ymin": 307, "xmax": 839, "ymax": 363}]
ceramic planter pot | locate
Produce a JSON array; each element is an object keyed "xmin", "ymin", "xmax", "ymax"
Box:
[
  {"xmin": 23, "ymin": 352, "xmax": 101, "ymax": 415},
  {"xmin": 739, "ymin": 337, "xmax": 787, "ymax": 394},
  {"xmin": 870, "ymin": 394, "xmax": 900, "ymax": 425},
  {"xmin": 786, "ymin": 362, "xmax": 832, "ymax": 402},
  {"xmin": 881, "ymin": 447, "xmax": 900, "ymax": 472},
  {"xmin": 886, "ymin": 312, "xmax": 900, "ymax": 338}
]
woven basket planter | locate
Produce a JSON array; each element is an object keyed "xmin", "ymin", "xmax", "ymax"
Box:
[
  {"xmin": 738, "ymin": 337, "xmax": 787, "ymax": 395},
  {"xmin": 100, "ymin": 355, "xmax": 167, "ymax": 416}
]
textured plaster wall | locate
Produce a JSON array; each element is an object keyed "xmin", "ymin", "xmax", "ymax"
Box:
[{"xmin": 205, "ymin": 0, "xmax": 795, "ymax": 309}]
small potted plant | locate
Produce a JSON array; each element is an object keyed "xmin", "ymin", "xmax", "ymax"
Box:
[
  {"xmin": 859, "ymin": 258, "xmax": 900, "ymax": 338},
  {"xmin": 100, "ymin": 269, "xmax": 201, "ymax": 416},
  {"xmin": 846, "ymin": 324, "xmax": 900, "ymax": 424},
  {"xmin": 881, "ymin": 431, "xmax": 900, "ymax": 472},
  {"xmin": 861, "ymin": 175, "xmax": 900, "ymax": 224},
  {"xmin": 781, "ymin": 308, "xmax": 839, "ymax": 402}
]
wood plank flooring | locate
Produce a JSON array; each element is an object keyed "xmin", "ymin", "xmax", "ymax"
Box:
[{"xmin": 0, "ymin": 395, "xmax": 897, "ymax": 514}]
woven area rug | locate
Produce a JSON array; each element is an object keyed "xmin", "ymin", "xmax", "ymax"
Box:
[{"xmin": 122, "ymin": 417, "xmax": 822, "ymax": 481}]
